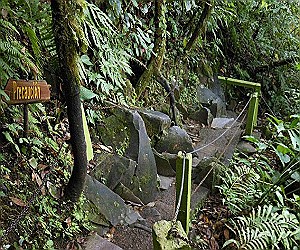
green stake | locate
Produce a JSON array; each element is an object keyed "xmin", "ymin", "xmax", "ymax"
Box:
[{"xmin": 176, "ymin": 151, "xmax": 192, "ymax": 234}]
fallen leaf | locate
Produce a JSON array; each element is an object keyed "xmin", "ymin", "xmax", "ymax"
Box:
[
  {"xmin": 65, "ymin": 217, "xmax": 72, "ymax": 227},
  {"xmin": 38, "ymin": 164, "xmax": 48, "ymax": 171},
  {"xmin": 1, "ymin": 9, "xmax": 8, "ymax": 19},
  {"xmin": 10, "ymin": 197, "xmax": 26, "ymax": 207},
  {"xmin": 32, "ymin": 171, "xmax": 42, "ymax": 186},
  {"xmin": 224, "ymin": 228, "xmax": 230, "ymax": 240}
]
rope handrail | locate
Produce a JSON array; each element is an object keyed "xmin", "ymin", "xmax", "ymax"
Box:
[
  {"xmin": 173, "ymin": 96, "xmax": 251, "ymax": 221},
  {"xmin": 189, "ymin": 97, "xmax": 251, "ymax": 154}
]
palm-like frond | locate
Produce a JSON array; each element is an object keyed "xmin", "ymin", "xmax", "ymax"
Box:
[{"xmin": 224, "ymin": 205, "xmax": 300, "ymax": 250}]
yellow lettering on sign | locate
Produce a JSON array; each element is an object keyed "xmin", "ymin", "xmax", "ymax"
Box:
[
  {"xmin": 12, "ymin": 81, "xmax": 17, "ymax": 100},
  {"xmin": 9, "ymin": 81, "xmax": 46, "ymax": 102},
  {"xmin": 17, "ymin": 87, "xmax": 22, "ymax": 100}
]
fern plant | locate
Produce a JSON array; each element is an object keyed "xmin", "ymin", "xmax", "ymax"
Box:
[
  {"xmin": 224, "ymin": 205, "xmax": 300, "ymax": 250},
  {"xmin": 0, "ymin": 18, "xmax": 36, "ymax": 85},
  {"xmin": 217, "ymin": 156, "xmax": 270, "ymax": 214},
  {"xmin": 80, "ymin": 2, "xmax": 133, "ymax": 104},
  {"xmin": 0, "ymin": 0, "xmax": 56, "ymax": 87}
]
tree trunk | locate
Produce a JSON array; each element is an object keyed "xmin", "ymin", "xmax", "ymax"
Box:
[
  {"xmin": 135, "ymin": 0, "xmax": 166, "ymax": 99},
  {"xmin": 185, "ymin": 0, "xmax": 213, "ymax": 51},
  {"xmin": 51, "ymin": 0, "xmax": 87, "ymax": 201}
]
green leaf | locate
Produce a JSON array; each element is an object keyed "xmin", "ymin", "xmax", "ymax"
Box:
[
  {"xmin": 274, "ymin": 148, "xmax": 290, "ymax": 165},
  {"xmin": 80, "ymin": 86, "xmax": 98, "ymax": 101},
  {"xmin": 81, "ymin": 104, "xmax": 93, "ymax": 161},
  {"xmin": 275, "ymin": 189, "xmax": 284, "ymax": 206},
  {"xmin": 3, "ymin": 131, "xmax": 20, "ymax": 154},
  {"xmin": 275, "ymin": 122, "xmax": 285, "ymax": 133},
  {"xmin": 288, "ymin": 130, "xmax": 300, "ymax": 151},
  {"xmin": 131, "ymin": 0, "xmax": 138, "ymax": 7},
  {"xmin": 80, "ymin": 55, "xmax": 93, "ymax": 66},
  {"xmin": 29, "ymin": 157, "xmax": 38, "ymax": 169},
  {"xmin": 0, "ymin": 89, "xmax": 9, "ymax": 101},
  {"xmin": 223, "ymin": 239, "xmax": 239, "ymax": 248},
  {"xmin": 291, "ymin": 172, "xmax": 300, "ymax": 182},
  {"xmin": 244, "ymin": 135, "xmax": 260, "ymax": 143},
  {"xmin": 276, "ymin": 143, "xmax": 293, "ymax": 155}
]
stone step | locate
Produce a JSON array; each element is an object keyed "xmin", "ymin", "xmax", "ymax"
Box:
[{"xmin": 83, "ymin": 233, "xmax": 123, "ymax": 250}]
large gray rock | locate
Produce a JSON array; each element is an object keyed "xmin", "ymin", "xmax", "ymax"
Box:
[
  {"xmin": 125, "ymin": 111, "xmax": 158, "ymax": 204},
  {"xmin": 211, "ymin": 117, "xmax": 234, "ymax": 129},
  {"xmin": 96, "ymin": 108, "xmax": 158, "ymax": 204},
  {"xmin": 190, "ymin": 107, "xmax": 213, "ymax": 126},
  {"xmin": 83, "ymin": 233, "xmax": 123, "ymax": 250},
  {"xmin": 197, "ymin": 86, "xmax": 226, "ymax": 117},
  {"xmin": 153, "ymin": 149, "xmax": 176, "ymax": 177},
  {"xmin": 192, "ymin": 157, "xmax": 222, "ymax": 190},
  {"xmin": 84, "ymin": 175, "xmax": 140, "ymax": 226},
  {"xmin": 237, "ymin": 140, "xmax": 257, "ymax": 154},
  {"xmin": 97, "ymin": 111, "xmax": 130, "ymax": 151},
  {"xmin": 155, "ymin": 126, "xmax": 194, "ymax": 154},
  {"xmin": 158, "ymin": 176, "xmax": 175, "ymax": 190},
  {"xmin": 138, "ymin": 109, "xmax": 171, "ymax": 138},
  {"xmin": 92, "ymin": 152, "xmax": 136, "ymax": 190}
]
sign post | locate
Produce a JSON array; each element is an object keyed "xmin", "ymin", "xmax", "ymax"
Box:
[{"xmin": 4, "ymin": 79, "xmax": 51, "ymax": 137}]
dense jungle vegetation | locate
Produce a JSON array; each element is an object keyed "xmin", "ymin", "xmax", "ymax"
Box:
[{"xmin": 0, "ymin": 0, "xmax": 299, "ymax": 249}]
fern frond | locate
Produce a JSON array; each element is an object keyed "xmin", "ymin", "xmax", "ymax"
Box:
[{"xmin": 225, "ymin": 205, "xmax": 300, "ymax": 250}]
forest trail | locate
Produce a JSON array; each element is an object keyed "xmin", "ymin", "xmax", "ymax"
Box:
[{"xmin": 84, "ymin": 114, "xmax": 245, "ymax": 250}]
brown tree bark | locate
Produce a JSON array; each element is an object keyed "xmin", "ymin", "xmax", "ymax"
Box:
[
  {"xmin": 51, "ymin": 0, "xmax": 87, "ymax": 201},
  {"xmin": 135, "ymin": 0, "xmax": 167, "ymax": 99}
]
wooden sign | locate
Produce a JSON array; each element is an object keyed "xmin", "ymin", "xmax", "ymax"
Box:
[{"xmin": 4, "ymin": 79, "xmax": 51, "ymax": 105}]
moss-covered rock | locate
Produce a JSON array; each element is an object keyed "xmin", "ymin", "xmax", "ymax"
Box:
[
  {"xmin": 152, "ymin": 220, "xmax": 191, "ymax": 250},
  {"xmin": 155, "ymin": 126, "xmax": 194, "ymax": 154}
]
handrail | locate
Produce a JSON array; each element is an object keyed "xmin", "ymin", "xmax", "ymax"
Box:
[{"xmin": 218, "ymin": 76, "xmax": 261, "ymax": 136}]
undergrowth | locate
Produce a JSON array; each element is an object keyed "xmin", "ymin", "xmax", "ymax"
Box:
[
  {"xmin": 218, "ymin": 114, "xmax": 300, "ymax": 250},
  {"xmin": 0, "ymin": 103, "xmax": 92, "ymax": 249}
]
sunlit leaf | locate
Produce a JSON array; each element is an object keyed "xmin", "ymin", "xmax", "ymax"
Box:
[
  {"xmin": 80, "ymin": 86, "xmax": 98, "ymax": 101},
  {"xmin": 288, "ymin": 130, "xmax": 300, "ymax": 151},
  {"xmin": 80, "ymin": 54, "xmax": 93, "ymax": 66},
  {"xmin": 29, "ymin": 157, "xmax": 38, "ymax": 169},
  {"xmin": 81, "ymin": 104, "xmax": 93, "ymax": 161}
]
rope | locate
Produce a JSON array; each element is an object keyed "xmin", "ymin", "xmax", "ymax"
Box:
[
  {"xmin": 172, "ymin": 96, "xmax": 251, "ymax": 221},
  {"xmin": 261, "ymin": 94, "xmax": 276, "ymax": 117},
  {"xmin": 173, "ymin": 153, "xmax": 186, "ymax": 221},
  {"xmin": 192, "ymin": 110, "xmax": 247, "ymax": 197},
  {"xmin": 189, "ymin": 97, "xmax": 251, "ymax": 154}
]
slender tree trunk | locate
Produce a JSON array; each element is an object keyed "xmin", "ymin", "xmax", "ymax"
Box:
[
  {"xmin": 185, "ymin": 0, "xmax": 213, "ymax": 51},
  {"xmin": 51, "ymin": 0, "xmax": 87, "ymax": 201},
  {"xmin": 135, "ymin": 0, "xmax": 167, "ymax": 99}
]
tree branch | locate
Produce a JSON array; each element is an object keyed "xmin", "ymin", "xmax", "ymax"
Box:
[
  {"xmin": 156, "ymin": 71, "xmax": 177, "ymax": 125},
  {"xmin": 254, "ymin": 57, "xmax": 296, "ymax": 73}
]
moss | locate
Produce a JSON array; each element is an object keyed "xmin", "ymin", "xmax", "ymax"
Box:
[{"xmin": 152, "ymin": 220, "xmax": 191, "ymax": 250}]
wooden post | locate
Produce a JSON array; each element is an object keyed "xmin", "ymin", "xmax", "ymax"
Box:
[
  {"xmin": 176, "ymin": 151, "xmax": 192, "ymax": 234},
  {"xmin": 23, "ymin": 104, "xmax": 29, "ymax": 138},
  {"xmin": 245, "ymin": 91, "xmax": 259, "ymax": 135},
  {"xmin": 218, "ymin": 76, "xmax": 261, "ymax": 136}
]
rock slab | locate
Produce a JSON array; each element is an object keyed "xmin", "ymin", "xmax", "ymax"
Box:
[
  {"xmin": 84, "ymin": 233, "xmax": 123, "ymax": 250},
  {"xmin": 155, "ymin": 126, "xmax": 194, "ymax": 154}
]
